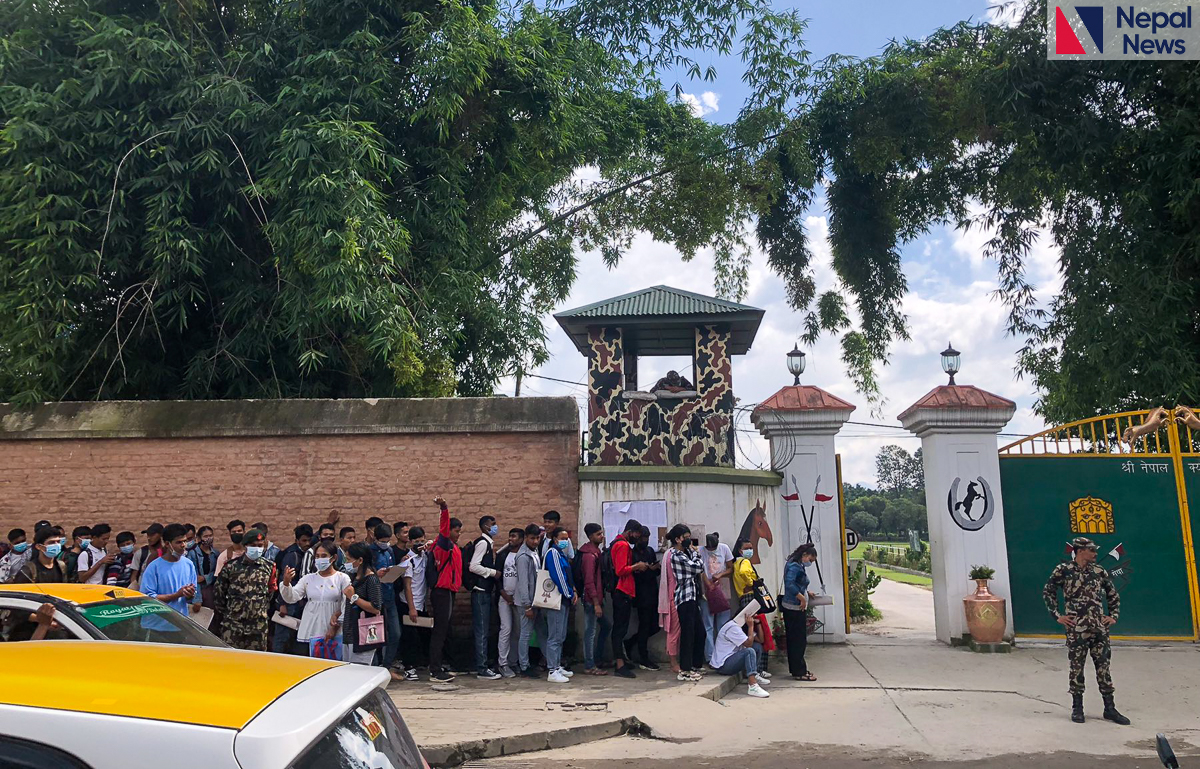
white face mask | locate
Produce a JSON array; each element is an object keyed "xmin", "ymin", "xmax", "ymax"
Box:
[{"xmin": 315, "ymin": 557, "xmax": 332, "ymax": 572}]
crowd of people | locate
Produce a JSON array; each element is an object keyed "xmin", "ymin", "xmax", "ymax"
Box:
[{"xmin": 0, "ymin": 500, "xmax": 822, "ymax": 697}]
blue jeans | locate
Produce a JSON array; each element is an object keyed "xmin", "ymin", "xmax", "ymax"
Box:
[
  {"xmin": 518, "ymin": 606, "xmax": 535, "ymax": 670},
  {"xmin": 544, "ymin": 603, "xmax": 570, "ymax": 671},
  {"xmin": 700, "ymin": 600, "xmax": 730, "ymax": 662},
  {"xmin": 583, "ymin": 602, "xmax": 612, "ymax": 670},
  {"xmin": 375, "ymin": 601, "xmax": 401, "ymax": 668},
  {"xmin": 716, "ymin": 642, "xmax": 762, "ymax": 679},
  {"xmin": 471, "ymin": 589, "xmax": 492, "ymax": 673}
]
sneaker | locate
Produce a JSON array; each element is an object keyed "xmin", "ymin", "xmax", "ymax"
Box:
[
  {"xmin": 614, "ymin": 665, "xmax": 637, "ymax": 679},
  {"xmin": 747, "ymin": 683, "xmax": 770, "ymax": 698},
  {"xmin": 558, "ymin": 668, "xmax": 575, "ymax": 678},
  {"xmin": 430, "ymin": 670, "xmax": 456, "ymax": 683},
  {"xmin": 500, "ymin": 666, "xmax": 517, "ymax": 679},
  {"xmin": 637, "ymin": 661, "xmax": 661, "ymax": 672},
  {"xmin": 403, "ymin": 669, "xmax": 420, "ymax": 682},
  {"xmin": 758, "ymin": 670, "xmax": 772, "ymax": 680},
  {"xmin": 677, "ymin": 671, "xmax": 696, "ymax": 682},
  {"xmin": 548, "ymin": 670, "xmax": 570, "ymax": 684},
  {"xmin": 754, "ymin": 676, "xmax": 770, "ymax": 686},
  {"xmin": 521, "ymin": 667, "xmax": 540, "ymax": 679},
  {"xmin": 476, "ymin": 669, "xmax": 502, "ymax": 681}
]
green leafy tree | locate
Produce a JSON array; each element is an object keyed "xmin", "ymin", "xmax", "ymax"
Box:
[
  {"xmin": 0, "ymin": 0, "xmax": 810, "ymax": 403},
  {"xmin": 848, "ymin": 509, "xmax": 878, "ymax": 537},
  {"xmin": 781, "ymin": 1, "xmax": 1200, "ymax": 420},
  {"xmin": 874, "ymin": 445, "xmax": 923, "ymax": 498}
]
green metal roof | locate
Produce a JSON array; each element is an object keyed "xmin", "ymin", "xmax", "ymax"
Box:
[
  {"xmin": 554, "ymin": 285, "xmax": 764, "ymax": 357},
  {"xmin": 556, "ymin": 285, "xmax": 761, "ymax": 319}
]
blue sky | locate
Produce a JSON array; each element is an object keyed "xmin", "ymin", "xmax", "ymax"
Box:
[{"xmin": 499, "ymin": 0, "xmax": 1054, "ymax": 487}]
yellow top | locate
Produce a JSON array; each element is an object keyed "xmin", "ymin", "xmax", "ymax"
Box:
[
  {"xmin": 733, "ymin": 557, "xmax": 757, "ymax": 598},
  {"xmin": 0, "ymin": 642, "xmax": 339, "ymax": 729},
  {"xmin": 0, "ymin": 583, "xmax": 143, "ymax": 604}
]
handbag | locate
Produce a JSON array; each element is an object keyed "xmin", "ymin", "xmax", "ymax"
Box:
[
  {"xmin": 531, "ymin": 568, "xmax": 563, "ymax": 611},
  {"xmin": 751, "ymin": 578, "xmax": 777, "ymax": 614},
  {"xmin": 310, "ymin": 636, "xmax": 343, "ymax": 660},
  {"xmin": 706, "ymin": 579, "xmax": 731, "ymax": 615},
  {"xmin": 356, "ymin": 612, "xmax": 386, "ymax": 651}
]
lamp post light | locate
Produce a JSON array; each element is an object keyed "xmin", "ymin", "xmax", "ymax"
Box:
[
  {"xmin": 940, "ymin": 342, "xmax": 961, "ymax": 386},
  {"xmin": 786, "ymin": 344, "xmax": 806, "ymax": 386}
]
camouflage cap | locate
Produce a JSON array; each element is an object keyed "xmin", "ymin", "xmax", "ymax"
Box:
[{"xmin": 1072, "ymin": 536, "xmax": 1098, "ymax": 551}]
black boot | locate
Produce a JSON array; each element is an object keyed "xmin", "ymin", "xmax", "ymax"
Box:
[
  {"xmin": 1071, "ymin": 693, "xmax": 1085, "ymax": 723},
  {"xmin": 1102, "ymin": 693, "xmax": 1130, "ymax": 725}
]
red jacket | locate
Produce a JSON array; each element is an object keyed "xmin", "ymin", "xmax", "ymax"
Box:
[
  {"xmin": 611, "ymin": 536, "xmax": 635, "ymax": 598},
  {"xmin": 433, "ymin": 504, "xmax": 463, "ymax": 591},
  {"xmin": 579, "ymin": 542, "xmax": 603, "ymax": 604}
]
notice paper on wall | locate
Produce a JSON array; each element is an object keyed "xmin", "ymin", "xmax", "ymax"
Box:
[{"xmin": 602, "ymin": 500, "xmax": 668, "ymax": 550}]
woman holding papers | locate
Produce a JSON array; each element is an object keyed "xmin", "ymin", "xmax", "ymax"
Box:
[{"xmin": 780, "ymin": 543, "xmax": 819, "ymax": 681}]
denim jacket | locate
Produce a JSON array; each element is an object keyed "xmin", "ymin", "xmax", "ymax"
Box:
[{"xmin": 781, "ymin": 560, "xmax": 810, "ymax": 611}]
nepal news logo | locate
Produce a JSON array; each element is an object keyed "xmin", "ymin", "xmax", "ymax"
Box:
[{"xmin": 1053, "ymin": 4, "xmax": 1194, "ymax": 56}]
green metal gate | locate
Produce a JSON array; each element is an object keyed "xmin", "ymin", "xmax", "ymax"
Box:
[{"xmin": 999, "ymin": 409, "xmax": 1200, "ymax": 641}]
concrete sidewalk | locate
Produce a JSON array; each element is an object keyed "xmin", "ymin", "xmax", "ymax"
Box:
[
  {"xmin": 460, "ymin": 641, "xmax": 1200, "ymax": 766},
  {"xmin": 395, "ymin": 668, "xmax": 738, "ymax": 766}
]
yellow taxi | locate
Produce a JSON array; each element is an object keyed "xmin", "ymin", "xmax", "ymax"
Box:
[
  {"xmin": 0, "ymin": 642, "xmax": 426, "ymax": 769},
  {"xmin": 0, "ymin": 583, "xmax": 224, "ymax": 647}
]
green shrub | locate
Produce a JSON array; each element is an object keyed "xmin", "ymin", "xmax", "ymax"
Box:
[
  {"xmin": 849, "ymin": 562, "xmax": 882, "ymax": 621},
  {"xmin": 969, "ymin": 564, "xmax": 995, "ymax": 580}
]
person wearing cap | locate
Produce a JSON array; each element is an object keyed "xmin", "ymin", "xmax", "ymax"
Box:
[
  {"xmin": 709, "ymin": 604, "xmax": 769, "ymax": 698},
  {"xmin": 131, "ymin": 523, "xmax": 165, "ymax": 587},
  {"xmin": 214, "ymin": 528, "xmax": 278, "ymax": 651},
  {"xmin": 1043, "ymin": 536, "xmax": 1129, "ymax": 725}
]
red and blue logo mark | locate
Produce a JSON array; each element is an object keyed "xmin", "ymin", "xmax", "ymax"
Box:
[{"xmin": 1055, "ymin": 5, "xmax": 1104, "ymax": 53}]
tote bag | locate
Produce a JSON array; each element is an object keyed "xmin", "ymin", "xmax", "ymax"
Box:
[
  {"xmin": 356, "ymin": 613, "xmax": 386, "ymax": 651},
  {"xmin": 531, "ymin": 569, "xmax": 563, "ymax": 611},
  {"xmin": 309, "ymin": 636, "xmax": 343, "ymax": 660}
]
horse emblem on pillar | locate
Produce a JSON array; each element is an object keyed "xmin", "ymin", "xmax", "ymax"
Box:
[
  {"xmin": 946, "ymin": 476, "xmax": 994, "ymax": 531},
  {"xmin": 738, "ymin": 499, "xmax": 773, "ymax": 565}
]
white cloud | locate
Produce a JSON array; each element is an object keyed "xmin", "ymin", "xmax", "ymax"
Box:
[{"xmin": 678, "ymin": 91, "xmax": 720, "ymax": 118}]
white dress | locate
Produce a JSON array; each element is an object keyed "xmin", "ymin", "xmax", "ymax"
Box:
[{"xmin": 280, "ymin": 570, "xmax": 352, "ymax": 642}]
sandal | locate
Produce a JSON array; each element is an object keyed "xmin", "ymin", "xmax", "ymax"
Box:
[
  {"xmin": 795, "ymin": 672, "xmax": 817, "ymax": 681},
  {"xmin": 586, "ymin": 668, "xmax": 609, "ymax": 676}
]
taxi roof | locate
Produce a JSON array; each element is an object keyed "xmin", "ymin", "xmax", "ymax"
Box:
[
  {"xmin": 0, "ymin": 583, "xmax": 143, "ymax": 604},
  {"xmin": 0, "ymin": 642, "xmax": 341, "ymax": 729}
]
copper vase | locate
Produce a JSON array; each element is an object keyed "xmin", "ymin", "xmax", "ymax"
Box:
[{"xmin": 963, "ymin": 579, "xmax": 1006, "ymax": 644}]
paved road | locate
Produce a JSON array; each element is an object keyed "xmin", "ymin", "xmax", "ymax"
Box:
[{"xmin": 854, "ymin": 574, "xmax": 936, "ymax": 642}]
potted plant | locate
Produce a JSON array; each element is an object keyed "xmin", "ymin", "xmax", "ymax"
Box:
[{"xmin": 963, "ymin": 565, "xmax": 1006, "ymax": 644}]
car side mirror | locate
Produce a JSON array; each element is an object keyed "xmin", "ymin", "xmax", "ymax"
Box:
[{"xmin": 1157, "ymin": 733, "xmax": 1179, "ymax": 768}]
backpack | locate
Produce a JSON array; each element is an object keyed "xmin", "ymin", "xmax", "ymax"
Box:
[
  {"xmin": 600, "ymin": 546, "xmax": 618, "ymax": 594},
  {"xmin": 571, "ymin": 549, "xmax": 587, "ymax": 594},
  {"xmin": 425, "ymin": 548, "xmax": 440, "ymax": 591}
]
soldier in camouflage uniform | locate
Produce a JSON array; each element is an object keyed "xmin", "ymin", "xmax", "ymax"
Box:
[
  {"xmin": 1042, "ymin": 536, "xmax": 1130, "ymax": 725},
  {"xmin": 214, "ymin": 529, "xmax": 277, "ymax": 651}
]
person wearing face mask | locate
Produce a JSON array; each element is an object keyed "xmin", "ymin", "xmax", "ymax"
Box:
[
  {"xmin": 188, "ymin": 526, "xmax": 219, "ymax": 610},
  {"xmin": 63, "ymin": 525, "xmax": 92, "ymax": 582},
  {"xmin": 427, "ymin": 497, "xmax": 464, "ymax": 683},
  {"xmin": 214, "ymin": 529, "xmax": 278, "ymax": 650},
  {"xmin": 215, "ymin": 519, "xmax": 246, "ymax": 576},
  {"xmin": 0, "ymin": 529, "xmax": 32, "ymax": 584},
  {"xmin": 369, "ymin": 523, "xmax": 404, "ymax": 680},
  {"xmin": 732, "ymin": 537, "xmax": 759, "ymax": 611},
  {"xmin": 495, "ymin": 527, "xmax": 525, "ymax": 678},
  {"xmin": 542, "ymin": 527, "xmax": 578, "ymax": 683},
  {"xmin": 130, "ymin": 523, "xmax": 165, "ymax": 588},
  {"xmin": 280, "ymin": 539, "xmax": 352, "ymax": 657},
  {"xmin": 468, "ymin": 515, "xmax": 502, "ymax": 680},
  {"xmin": 183, "ymin": 524, "xmax": 198, "ymax": 554},
  {"xmin": 780, "ymin": 543, "xmax": 819, "ymax": 681},
  {"xmin": 139, "ymin": 523, "xmax": 202, "ymax": 616},
  {"xmin": 341, "ymin": 541, "xmax": 384, "ymax": 664},
  {"xmin": 15, "ymin": 527, "xmax": 67, "ymax": 584},
  {"xmin": 104, "ymin": 532, "xmax": 138, "ymax": 588},
  {"xmin": 76, "ymin": 523, "xmax": 113, "ymax": 585}
]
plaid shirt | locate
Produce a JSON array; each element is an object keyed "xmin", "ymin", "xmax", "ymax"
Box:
[{"xmin": 670, "ymin": 547, "xmax": 704, "ymax": 605}]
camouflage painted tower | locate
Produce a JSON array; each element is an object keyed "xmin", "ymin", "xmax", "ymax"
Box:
[{"xmin": 555, "ymin": 285, "xmax": 764, "ymax": 467}]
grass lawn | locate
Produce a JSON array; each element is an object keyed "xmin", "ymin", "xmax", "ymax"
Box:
[
  {"xmin": 848, "ymin": 540, "xmax": 909, "ymax": 559},
  {"xmin": 870, "ymin": 565, "xmax": 933, "ymax": 588}
]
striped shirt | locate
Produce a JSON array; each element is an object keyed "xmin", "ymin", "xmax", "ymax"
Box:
[{"xmin": 670, "ymin": 548, "xmax": 704, "ymax": 605}]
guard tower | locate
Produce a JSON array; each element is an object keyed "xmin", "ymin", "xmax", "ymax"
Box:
[{"xmin": 555, "ymin": 285, "xmax": 764, "ymax": 467}]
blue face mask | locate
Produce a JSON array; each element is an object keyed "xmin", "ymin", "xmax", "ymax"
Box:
[
  {"xmin": 245, "ymin": 546, "xmax": 264, "ymax": 561},
  {"xmin": 79, "ymin": 539, "xmax": 91, "ymax": 551},
  {"xmin": 315, "ymin": 557, "xmax": 333, "ymax": 572},
  {"xmin": 119, "ymin": 544, "xmax": 135, "ymax": 555},
  {"xmin": 556, "ymin": 540, "xmax": 570, "ymax": 550},
  {"xmin": 741, "ymin": 549, "xmax": 754, "ymax": 559},
  {"xmin": 44, "ymin": 543, "xmax": 63, "ymax": 558},
  {"xmin": 489, "ymin": 524, "xmax": 499, "ymax": 537},
  {"xmin": 12, "ymin": 543, "xmax": 28, "ymax": 554}
]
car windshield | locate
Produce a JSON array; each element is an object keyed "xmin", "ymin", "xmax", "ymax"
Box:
[
  {"xmin": 76, "ymin": 599, "xmax": 226, "ymax": 648},
  {"xmin": 291, "ymin": 690, "xmax": 424, "ymax": 769}
]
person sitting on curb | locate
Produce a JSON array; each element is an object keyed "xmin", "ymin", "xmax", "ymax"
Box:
[{"xmin": 710, "ymin": 604, "xmax": 770, "ymax": 699}]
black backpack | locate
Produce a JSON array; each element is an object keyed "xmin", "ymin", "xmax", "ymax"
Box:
[
  {"xmin": 425, "ymin": 548, "xmax": 439, "ymax": 590},
  {"xmin": 571, "ymin": 549, "xmax": 587, "ymax": 594},
  {"xmin": 600, "ymin": 547, "xmax": 618, "ymax": 594}
]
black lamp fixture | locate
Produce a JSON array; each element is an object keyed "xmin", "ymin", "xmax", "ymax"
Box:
[
  {"xmin": 786, "ymin": 344, "xmax": 806, "ymax": 386},
  {"xmin": 940, "ymin": 342, "xmax": 961, "ymax": 386}
]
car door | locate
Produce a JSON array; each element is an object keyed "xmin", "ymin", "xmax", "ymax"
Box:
[{"xmin": 0, "ymin": 597, "xmax": 91, "ymax": 641}]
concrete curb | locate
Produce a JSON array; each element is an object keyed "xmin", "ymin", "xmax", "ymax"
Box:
[{"xmin": 420, "ymin": 675, "xmax": 741, "ymax": 767}]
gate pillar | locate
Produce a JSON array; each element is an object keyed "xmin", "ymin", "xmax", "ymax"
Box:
[
  {"xmin": 900, "ymin": 385, "xmax": 1017, "ymax": 645},
  {"xmin": 753, "ymin": 384, "xmax": 855, "ymax": 643}
]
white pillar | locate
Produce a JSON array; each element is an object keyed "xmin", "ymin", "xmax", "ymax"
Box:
[
  {"xmin": 752, "ymin": 386, "xmax": 855, "ymax": 643},
  {"xmin": 899, "ymin": 386, "xmax": 1016, "ymax": 645}
]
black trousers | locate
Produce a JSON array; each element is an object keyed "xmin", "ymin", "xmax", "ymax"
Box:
[
  {"xmin": 428, "ymin": 588, "xmax": 455, "ymax": 672},
  {"xmin": 632, "ymin": 601, "xmax": 660, "ymax": 662},
  {"xmin": 782, "ymin": 606, "xmax": 808, "ymax": 677},
  {"xmin": 612, "ymin": 591, "xmax": 634, "ymax": 662},
  {"xmin": 677, "ymin": 599, "xmax": 705, "ymax": 672}
]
